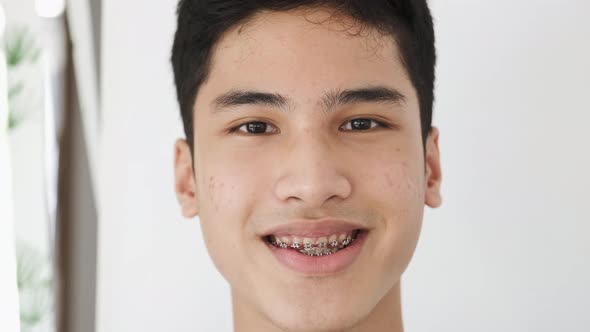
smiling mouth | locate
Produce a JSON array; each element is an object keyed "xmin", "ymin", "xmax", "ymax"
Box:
[{"xmin": 263, "ymin": 229, "xmax": 363, "ymax": 256}]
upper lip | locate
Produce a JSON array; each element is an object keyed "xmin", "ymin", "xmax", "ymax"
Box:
[{"xmin": 260, "ymin": 218, "xmax": 368, "ymax": 238}]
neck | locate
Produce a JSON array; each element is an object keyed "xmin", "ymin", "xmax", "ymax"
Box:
[{"xmin": 233, "ymin": 281, "xmax": 404, "ymax": 332}]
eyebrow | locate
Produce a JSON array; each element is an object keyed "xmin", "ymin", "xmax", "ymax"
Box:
[
  {"xmin": 210, "ymin": 85, "xmax": 407, "ymax": 114},
  {"xmin": 321, "ymin": 86, "xmax": 407, "ymax": 112}
]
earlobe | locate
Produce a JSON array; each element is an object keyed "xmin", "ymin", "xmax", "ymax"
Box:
[
  {"xmin": 173, "ymin": 139, "xmax": 200, "ymax": 218},
  {"xmin": 424, "ymin": 127, "xmax": 442, "ymax": 208}
]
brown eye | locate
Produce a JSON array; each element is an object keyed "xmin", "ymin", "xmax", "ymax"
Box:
[
  {"xmin": 231, "ymin": 121, "xmax": 278, "ymax": 134},
  {"xmin": 341, "ymin": 118, "xmax": 387, "ymax": 131}
]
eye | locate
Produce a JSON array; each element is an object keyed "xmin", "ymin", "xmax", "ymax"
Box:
[
  {"xmin": 340, "ymin": 118, "xmax": 388, "ymax": 131},
  {"xmin": 229, "ymin": 121, "xmax": 279, "ymax": 135}
]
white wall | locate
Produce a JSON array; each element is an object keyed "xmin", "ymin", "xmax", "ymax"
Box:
[
  {"xmin": 98, "ymin": 1, "xmax": 590, "ymax": 331},
  {"xmin": 98, "ymin": 0, "xmax": 231, "ymax": 331},
  {"xmin": 402, "ymin": 1, "xmax": 590, "ymax": 331}
]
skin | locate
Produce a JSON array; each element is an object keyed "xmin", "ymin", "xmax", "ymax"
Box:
[{"xmin": 174, "ymin": 8, "xmax": 442, "ymax": 332}]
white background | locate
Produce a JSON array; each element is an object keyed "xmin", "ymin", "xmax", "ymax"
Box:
[{"xmin": 98, "ymin": 1, "xmax": 590, "ymax": 331}]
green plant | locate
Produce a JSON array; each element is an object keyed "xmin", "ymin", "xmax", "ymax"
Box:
[
  {"xmin": 16, "ymin": 241, "xmax": 53, "ymax": 331},
  {"xmin": 5, "ymin": 27, "xmax": 40, "ymax": 66},
  {"xmin": 4, "ymin": 27, "xmax": 40, "ymax": 130}
]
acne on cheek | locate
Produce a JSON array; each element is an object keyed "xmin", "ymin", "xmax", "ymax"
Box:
[
  {"xmin": 207, "ymin": 175, "xmax": 230, "ymax": 212},
  {"xmin": 382, "ymin": 162, "xmax": 422, "ymax": 200},
  {"xmin": 206, "ymin": 175, "xmax": 248, "ymax": 214}
]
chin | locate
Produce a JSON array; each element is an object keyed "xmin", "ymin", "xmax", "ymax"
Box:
[
  {"xmin": 261, "ymin": 295, "xmax": 371, "ymax": 332},
  {"xmin": 269, "ymin": 314, "xmax": 361, "ymax": 332}
]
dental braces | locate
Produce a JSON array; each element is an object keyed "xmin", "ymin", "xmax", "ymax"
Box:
[{"xmin": 272, "ymin": 235, "xmax": 355, "ymax": 256}]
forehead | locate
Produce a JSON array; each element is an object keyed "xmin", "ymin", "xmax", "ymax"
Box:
[{"xmin": 198, "ymin": 8, "xmax": 414, "ymax": 109}]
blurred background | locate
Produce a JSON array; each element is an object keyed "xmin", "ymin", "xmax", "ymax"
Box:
[{"xmin": 0, "ymin": 0, "xmax": 588, "ymax": 332}]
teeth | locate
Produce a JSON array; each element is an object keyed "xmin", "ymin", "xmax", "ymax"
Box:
[
  {"xmin": 269, "ymin": 235, "xmax": 288, "ymax": 248},
  {"xmin": 337, "ymin": 233, "xmax": 348, "ymax": 248},
  {"xmin": 300, "ymin": 248, "xmax": 315, "ymax": 256},
  {"xmin": 298, "ymin": 246, "xmax": 340, "ymax": 256},
  {"xmin": 328, "ymin": 234, "xmax": 338, "ymax": 247},
  {"xmin": 291, "ymin": 236, "xmax": 301, "ymax": 249},
  {"xmin": 280, "ymin": 236, "xmax": 291, "ymax": 246},
  {"xmin": 342, "ymin": 236, "xmax": 352, "ymax": 246},
  {"xmin": 269, "ymin": 235, "xmax": 278, "ymax": 245},
  {"xmin": 270, "ymin": 230, "xmax": 361, "ymax": 255}
]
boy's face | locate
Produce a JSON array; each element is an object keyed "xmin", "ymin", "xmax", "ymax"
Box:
[{"xmin": 174, "ymin": 9, "xmax": 441, "ymax": 332}]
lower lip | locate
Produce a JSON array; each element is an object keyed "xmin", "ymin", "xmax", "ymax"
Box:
[{"xmin": 265, "ymin": 231, "xmax": 367, "ymax": 276}]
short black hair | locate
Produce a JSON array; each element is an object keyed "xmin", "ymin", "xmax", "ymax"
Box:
[{"xmin": 171, "ymin": 0, "xmax": 436, "ymax": 152}]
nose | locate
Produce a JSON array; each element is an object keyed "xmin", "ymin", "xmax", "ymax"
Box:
[{"xmin": 274, "ymin": 131, "xmax": 352, "ymax": 208}]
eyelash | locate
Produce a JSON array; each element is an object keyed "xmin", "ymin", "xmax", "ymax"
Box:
[{"xmin": 227, "ymin": 118, "xmax": 391, "ymax": 135}]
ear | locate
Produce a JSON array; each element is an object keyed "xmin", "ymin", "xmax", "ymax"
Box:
[
  {"xmin": 424, "ymin": 126, "xmax": 442, "ymax": 208},
  {"xmin": 174, "ymin": 139, "xmax": 200, "ymax": 218}
]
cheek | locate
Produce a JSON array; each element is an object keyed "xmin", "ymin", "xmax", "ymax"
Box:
[
  {"xmin": 384, "ymin": 162, "xmax": 424, "ymax": 232},
  {"xmin": 196, "ymin": 172, "xmax": 254, "ymax": 277},
  {"xmin": 366, "ymin": 160, "xmax": 424, "ymax": 206},
  {"xmin": 195, "ymin": 160, "xmax": 264, "ymax": 262},
  {"xmin": 205, "ymin": 175, "xmax": 239, "ymax": 213},
  {"xmin": 385, "ymin": 163, "xmax": 423, "ymax": 202},
  {"xmin": 200, "ymin": 161, "xmax": 260, "ymax": 214},
  {"xmin": 367, "ymin": 161, "xmax": 425, "ymax": 265},
  {"xmin": 197, "ymin": 143, "xmax": 273, "ymax": 211}
]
